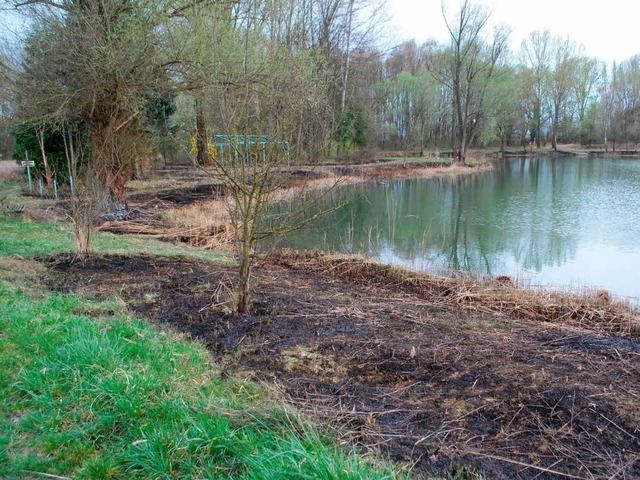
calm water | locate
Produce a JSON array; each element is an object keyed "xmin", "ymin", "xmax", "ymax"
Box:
[{"xmin": 282, "ymin": 157, "xmax": 640, "ymax": 302}]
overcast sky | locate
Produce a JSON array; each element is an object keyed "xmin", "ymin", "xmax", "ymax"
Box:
[
  {"xmin": 2, "ymin": 1, "xmax": 638, "ymax": 65},
  {"xmin": 387, "ymin": 0, "xmax": 639, "ymax": 64}
]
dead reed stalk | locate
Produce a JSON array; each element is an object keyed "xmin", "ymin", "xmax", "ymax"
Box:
[{"xmin": 272, "ymin": 251, "xmax": 640, "ymax": 338}]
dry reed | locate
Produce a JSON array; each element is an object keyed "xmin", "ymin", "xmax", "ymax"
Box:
[
  {"xmin": 272, "ymin": 251, "xmax": 640, "ymax": 338},
  {"xmin": 158, "ymin": 199, "xmax": 233, "ymax": 249}
]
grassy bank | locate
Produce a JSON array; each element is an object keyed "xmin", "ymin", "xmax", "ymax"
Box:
[
  {"xmin": 0, "ymin": 216, "xmax": 406, "ymax": 480},
  {"xmin": 3, "ymin": 168, "xmax": 639, "ymax": 478},
  {"xmin": 0, "ymin": 218, "xmax": 228, "ymax": 262}
]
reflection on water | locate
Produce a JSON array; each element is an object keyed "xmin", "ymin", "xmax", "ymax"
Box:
[{"xmin": 281, "ymin": 158, "xmax": 640, "ymax": 301}]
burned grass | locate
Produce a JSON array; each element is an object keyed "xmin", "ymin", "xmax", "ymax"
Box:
[
  {"xmin": 274, "ymin": 252, "xmax": 640, "ymax": 339},
  {"xmin": 43, "ymin": 253, "xmax": 640, "ymax": 479}
]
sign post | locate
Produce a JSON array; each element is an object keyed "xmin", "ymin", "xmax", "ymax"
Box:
[{"xmin": 21, "ymin": 151, "xmax": 35, "ymax": 192}]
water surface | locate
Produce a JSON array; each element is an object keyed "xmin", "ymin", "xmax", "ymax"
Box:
[{"xmin": 282, "ymin": 157, "xmax": 640, "ymax": 302}]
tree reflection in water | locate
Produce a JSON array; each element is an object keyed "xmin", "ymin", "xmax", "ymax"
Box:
[{"xmin": 283, "ymin": 157, "xmax": 640, "ymax": 301}]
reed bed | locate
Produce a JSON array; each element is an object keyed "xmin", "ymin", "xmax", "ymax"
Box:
[{"xmin": 273, "ymin": 251, "xmax": 640, "ymax": 338}]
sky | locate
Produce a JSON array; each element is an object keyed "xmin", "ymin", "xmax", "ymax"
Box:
[
  {"xmin": 387, "ymin": 0, "xmax": 640, "ymax": 64},
  {"xmin": 2, "ymin": 1, "xmax": 638, "ymax": 64}
]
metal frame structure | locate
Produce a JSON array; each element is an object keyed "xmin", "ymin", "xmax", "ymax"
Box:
[{"xmin": 211, "ymin": 135, "xmax": 290, "ymax": 166}]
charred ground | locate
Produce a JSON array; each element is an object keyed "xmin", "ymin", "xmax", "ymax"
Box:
[{"xmin": 43, "ymin": 252, "xmax": 640, "ymax": 480}]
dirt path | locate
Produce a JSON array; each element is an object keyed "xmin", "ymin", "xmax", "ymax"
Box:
[{"xmin": 44, "ymin": 253, "xmax": 640, "ymax": 480}]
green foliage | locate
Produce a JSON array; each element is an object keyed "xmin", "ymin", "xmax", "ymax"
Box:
[
  {"xmin": 11, "ymin": 123, "xmax": 66, "ymax": 177},
  {"xmin": 476, "ymin": 66, "xmax": 521, "ymax": 148},
  {"xmin": 144, "ymin": 93, "xmax": 179, "ymax": 164},
  {"xmin": 335, "ymin": 109, "xmax": 368, "ymax": 153},
  {"xmin": 0, "ymin": 280, "xmax": 405, "ymax": 479},
  {"xmin": 144, "ymin": 95, "xmax": 177, "ymax": 132},
  {"xmin": 578, "ymin": 103, "xmax": 599, "ymax": 145}
]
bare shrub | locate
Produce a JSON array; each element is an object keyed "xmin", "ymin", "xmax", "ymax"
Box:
[{"xmin": 65, "ymin": 173, "xmax": 108, "ymax": 261}]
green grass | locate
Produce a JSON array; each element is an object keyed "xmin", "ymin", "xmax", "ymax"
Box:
[
  {"xmin": 0, "ymin": 180, "xmax": 21, "ymax": 191},
  {"xmin": 0, "ymin": 182, "xmax": 51, "ymax": 207},
  {"xmin": 0, "ymin": 195, "xmax": 407, "ymax": 479},
  {"xmin": 0, "ymin": 182, "xmax": 24, "ymax": 207},
  {"xmin": 0, "ymin": 282, "xmax": 405, "ymax": 479},
  {"xmin": 1, "ymin": 177, "xmax": 228, "ymax": 262},
  {"xmin": 0, "ymin": 184, "xmax": 481, "ymax": 480},
  {"xmin": 0, "ymin": 218, "xmax": 228, "ymax": 262}
]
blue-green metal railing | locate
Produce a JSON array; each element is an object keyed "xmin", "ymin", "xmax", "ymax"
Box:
[{"xmin": 211, "ymin": 135, "xmax": 290, "ymax": 167}]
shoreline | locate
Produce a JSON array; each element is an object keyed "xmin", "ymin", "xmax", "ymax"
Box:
[
  {"xmin": 273, "ymin": 251, "xmax": 639, "ymax": 336},
  {"xmin": 3, "ymin": 162, "xmax": 640, "ymax": 478},
  {"xmin": 112, "ymin": 159, "xmax": 493, "ymax": 244},
  {"xmin": 122, "ymin": 159, "xmax": 640, "ymax": 314},
  {"xmin": 38, "ymin": 246, "xmax": 640, "ymax": 479},
  {"xmin": 11, "ymin": 158, "xmax": 637, "ymax": 318},
  {"xmin": 274, "ymin": 160, "xmax": 494, "ymax": 199}
]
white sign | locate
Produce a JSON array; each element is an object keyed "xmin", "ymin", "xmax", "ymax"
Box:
[{"xmin": 21, "ymin": 161, "xmax": 35, "ymax": 167}]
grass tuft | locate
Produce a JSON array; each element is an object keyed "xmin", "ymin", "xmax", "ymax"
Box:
[{"xmin": 0, "ymin": 280, "xmax": 406, "ymax": 479}]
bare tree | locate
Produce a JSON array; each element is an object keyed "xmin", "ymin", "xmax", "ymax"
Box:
[
  {"xmin": 0, "ymin": 47, "xmax": 15, "ymax": 159},
  {"xmin": 11, "ymin": 0, "xmax": 170, "ymax": 204},
  {"xmin": 548, "ymin": 36, "xmax": 579, "ymax": 150},
  {"xmin": 56, "ymin": 117, "xmax": 104, "ymax": 260},
  {"xmin": 520, "ymin": 30, "xmax": 551, "ymax": 148},
  {"xmin": 573, "ymin": 57, "xmax": 602, "ymax": 127},
  {"xmin": 431, "ymin": 0, "xmax": 509, "ymax": 164},
  {"xmin": 67, "ymin": 174, "xmax": 108, "ymax": 261},
  {"xmin": 211, "ymin": 136, "xmax": 338, "ymax": 313},
  {"xmin": 34, "ymin": 121, "xmax": 54, "ymax": 188},
  {"xmin": 609, "ymin": 57, "xmax": 640, "ymax": 150},
  {"xmin": 182, "ymin": 0, "xmax": 336, "ymax": 313}
]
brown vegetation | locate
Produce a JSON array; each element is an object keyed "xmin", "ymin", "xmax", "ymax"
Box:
[
  {"xmin": 278, "ymin": 252, "xmax": 639, "ymax": 338},
  {"xmin": 43, "ymin": 250, "xmax": 640, "ymax": 480}
]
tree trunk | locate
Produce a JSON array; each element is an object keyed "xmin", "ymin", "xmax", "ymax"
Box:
[
  {"xmin": 90, "ymin": 122, "xmax": 130, "ymax": 207},
  {"xmin": 36, "ymin": 126, "xmax": 53, "ymax": 190},
  {"xmin": 296, "ymin": 122, "xmax": 304, "ymax": 160},
  {"xmin": 73, "ymin": 220, "xmax": 92, "ymax": 261},
  {"xmin": 195, "ymin": 97, "xmax": 210, "ymax": 166},
  {"xmin": 551, "ymin": 105, "xmax": 559, "ymax": 150},
  {"xmin": 458, "ymin": 142, "xmax": 466, "ymax": 165},
  {"xmin": 340, "ymin": 0, "xmax": 355, "ymax": 114},
  {"xmin": 457, "ymin": 124, "xmax": 467, "ymax": 166},
  {"xmin": 534, "ymin": 100, "xmax": 542, "ymax": 149},
  {"xmin": 237, "ymin": 248, "xmax": 251, "ymax": 313}
]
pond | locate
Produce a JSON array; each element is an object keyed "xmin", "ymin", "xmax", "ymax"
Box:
[{"xmin": 281, "ymin": 157, "xmax": 640, "ymax": 302}]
